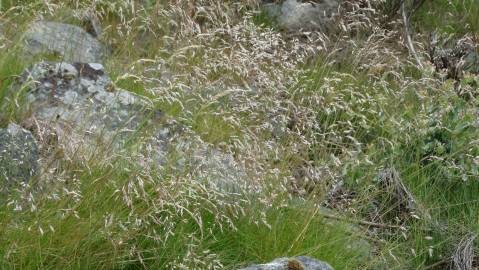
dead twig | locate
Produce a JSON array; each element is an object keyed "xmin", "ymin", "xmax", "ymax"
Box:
[
  {"xmin": 424, "ymin": 258, "xmax": 450, "ymax": 270},
  {"xmin": 319, "ymin": 212, "xmax": 406, "ymax": 230}
]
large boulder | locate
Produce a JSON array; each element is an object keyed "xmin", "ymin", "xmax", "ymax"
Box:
[
  {"xmin": 19, "ymin": 61, "xmax": 247, "ymax": 192},
  {"xmin": 0, "ymin": 123, "xmax": 39, "ymax": 187},
  {"xmin": 240, "ymin": 256, "xmax": 334, "ymax": 270},
  {"xmin": 23, "ymin": 21, "xmax": 104, "ymax": 63},
  {"xmin": 263, "ymin": 0, "xmax": 340, "ymax": 32},
  {"xmin": 21, "ymin": 61, "xmax": 155, "ymax": 149}
]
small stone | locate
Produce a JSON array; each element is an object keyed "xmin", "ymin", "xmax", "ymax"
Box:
[{"xmin": 89, "ymin": 63, "xmax": 104, "ymax": 71}]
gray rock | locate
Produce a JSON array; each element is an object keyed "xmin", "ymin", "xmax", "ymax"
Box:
[
  {"xmin": 263, "ymin": 2, "xmax": 282, "ymax": 19},
  {"xmin": 170, "ymin": 136, "xmax": 248, "ymax": 193},
  {"xmin": 22, "ymin": 62, "xmax": 163, "ymax": 152},
  {"xmin": 263, "ymin": 0, "xmax": 340, "ymax": 32},
  {"xmin": 240, "ymin": 256, "xmax": 334, "ymax": 270},
  {"xmin": 431, "ymin": 34, "xmax": 479, "ymax": 79},
  {"xmin": 19, "ymin": 61, "xmax": 247, "ymax": 192},
  {"xmin": 22, "ymin": 62, "xmax": 160, "ymax": 154},
  {"xmin": 23, "ymin": 21, "xmax": 103, "ymax": 63},
  {"xmin": 462, "ymin": 50, "xmax": 479, "ymax": 74},
  {"xmin": 0, "ymin": 124, "xmax": 39, "ymax": 186},
  {"xmin": 140, "ymin": 124, "xmax": 249, "ymax": 193}
]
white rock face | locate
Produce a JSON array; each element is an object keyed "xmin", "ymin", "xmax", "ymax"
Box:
[
  {"xmin": 264, "ymin": 0, "xmax": 340, "ymax": 32},
  {"xmin": 23, "ymin": 21, "xmax": 104, "ymax": 63}
]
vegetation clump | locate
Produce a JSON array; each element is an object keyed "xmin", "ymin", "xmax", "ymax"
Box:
[{"xmin": 0, "ymin": 0, "xmax": 479, "ymax": 269}]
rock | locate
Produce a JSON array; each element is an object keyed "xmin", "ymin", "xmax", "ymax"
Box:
[
  {"xmin": 462, "ymin": 51, "xmax": 479, "ymax": 74},
  {"xmin": 240, "ymin": 256, "xmax": 334, "ymax": 270},
  {"xmin": 263, "ymin": 0, "xmax": 340, "ymax": 32},
  {"xmin": 23, "ymin": 62, "xmax": 153, "ymax": 137},
  {"xmin": 430, "ymin": 34, "xmax": 479, "ymax": 79},
  {"xmin": 19, "ymin": 61, "xmax": 156, "ymax": 158},
  {"xmin": 171, "ymin": 136, "xmax": 248, "ymax": 193},
  {"xmin": 263, "ymin": 1, "xmax": 283, "ymax": 19},
  {"xmin": 23, "ymin": 21, "xmax": 104, "ymax": 63},
  {"xmin": 139, "ymin": 123, "xmax": 249, "ymax": 193},
  {"xmin": 18, "ymin": 61, "xmax": 247, "ymax": 192},
  {"xmin": 0, "ymin": 123, "xmax": 39, "ymax": 187}
]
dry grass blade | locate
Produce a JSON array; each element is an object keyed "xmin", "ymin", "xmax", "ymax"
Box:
[
  {"xmin": 378, "ymin": 167, "xmax": 417, "ymax": 213},
  {"xmin": 452, "ymin": 234, "xmax": 477, "ymax": 270}
]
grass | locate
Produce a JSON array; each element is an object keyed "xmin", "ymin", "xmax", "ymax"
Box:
[
  {"xmin": 1, "ymin": 0, "xmax": 479, "ymax": 269},
  {"xmin": 413, "ymin": 0, "xmax": 479, "ymax": 35},
  {"xmin": 0, "ymin": 158, "xmax": 369, "ymax": 269}
]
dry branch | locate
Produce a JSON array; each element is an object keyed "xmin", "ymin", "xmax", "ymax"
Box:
[{"xmin": 401, "ymin": 0, "xmax": 423, "ymax": 68}]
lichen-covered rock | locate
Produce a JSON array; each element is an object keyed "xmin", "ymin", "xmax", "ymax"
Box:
[
  {"xmin": 22, "ymin": 62, "xmax": 154, "ymax": 142},
  {"xmin": 0, "ymin": 124, "xmax": 39, "ymax": 186},
  {"xmin": 263, "ymin": 0, "xmax": 340, "ymax": 32},
  {"xmin": 19, "ymin": 61, "xmax": 247, "ymax": 192},
  {"xmin": 22, "ymin": 62, "xmax": 163, "ymax": 154},
  {"xmin": 23, "ymin": 21, "xmax": 104, "ymax": 63},
  {"xmin": 430, "ymin": 34, "xmax": 479, "ymax": 79},
  {"xmin": 240, "ymin": 256, "xmax": 334, "ymax": 270}
]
